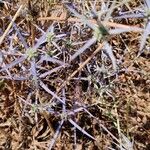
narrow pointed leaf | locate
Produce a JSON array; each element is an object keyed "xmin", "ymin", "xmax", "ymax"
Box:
[
  {"xmin": 39, "ymin": 66, "xmax": 63, "ymax": 78},
  {"xmin": 104, "ymin": 42, "xmax": 117, "ymax": 72},
  {"xmin": 65, "ymin": 3, "xmax": 96, "ymax": 30},
  {"xmin": 114, "ymin": 14, "xmax": 144, "ymax": 19},
  {"xmin": 13, "ymin": 22, "xmax": 28, "ymax": 50},
  {"xmin": 0, "ymin": 56, "xmax": 26, "ymax": 72},
  {"xmin": 145, "ymin": 0, "xmax": 150, "ymax": 8},
  {"xmin": 70, "ymin": 37, "xmax": 97, "ymax": 61},
  {"xmin": 121, "ymin": 133, "xmax": 134, "ymax": 150},
  {"xmin": 39, "ymin": 55, "xmax": 69, "ymax": 66},
  {"xmin": 39, "ymin": 81, "xmax": 65, "ymax": 104},
  {"xmin": 139, "ymin": 22, "xmax": 150, "ymax": 54},
  {"xmin": 48, "ymin": 120, "xmax": 64, "ymax": 150},
  {"xmin": 109, "ymin": 27, "xmax": 143, "ymax": 34},
  {"xmin": 69, "ymin": 119, "xmax": 95, "ymax": 140},
  {"xmin": 33, "ymin": 25, "xmax": 54, "ymax": 50}
]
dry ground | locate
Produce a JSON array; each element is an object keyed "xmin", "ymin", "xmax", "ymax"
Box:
[{"xmin": 0, "ymin": 0, "xmax": 150, "ymax": 150}]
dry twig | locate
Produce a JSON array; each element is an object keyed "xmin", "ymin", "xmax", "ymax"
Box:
[{"xmin": 0, "ymin": 5, "xmax": 23, "ymax": 45}]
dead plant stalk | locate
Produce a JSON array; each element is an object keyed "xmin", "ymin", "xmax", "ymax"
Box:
[{"xmin": 0, "ymin": 5, "xmax": 23, "ymax": 45}]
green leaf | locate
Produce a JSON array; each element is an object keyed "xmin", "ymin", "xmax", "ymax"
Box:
[{"xmin": 26, "ymin": 48, "xmax": 37, "ymax": 60}]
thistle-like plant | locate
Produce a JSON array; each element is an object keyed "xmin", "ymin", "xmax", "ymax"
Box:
[{"xmin": 26, "ymin": 48, "xmax": 38, "ymax": 60}]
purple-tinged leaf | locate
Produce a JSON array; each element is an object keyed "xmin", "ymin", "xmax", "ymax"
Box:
[
  {"xmin": 114, "ymin": 13, "xmax": 144, "ymax": 19},
  {"xmin": 104, "ymin": 42, "xmax": 117, "ymax": 72},
  {"xmin": 62, "ymin": 88, "xmax": 66, "ymax": 113},
  {"xmin": 65, "ymin": 3, "xmax": 96, "ymax": 30},
  {"xmin": 1, "ymin": 62, "xmax": 12, "ymax": 78},
  {"xmin": 55, "ymin": 34, "xmax": 67, "ymax": 39},
  {"xmin": 48, "ymin": 120, "xmax": 64, "ymax": 150},
  {"xmin": 30, "ymin": 59, "xmax": 39, "ymax": 88},
  {"xmin": 39, "ymin": 81, "xmax": 65, "ymax": 104},
  {"xmin": 105, "ymin": 0, "xmax": 116, "ymax": 21},
  {"xmin": 39, "ymin": 55, "xmax": 69, "ymax": 66},
  {"xmin": 120, "ymin": 133, "xmax": 134, "ymax": 150},
  {"xmin": 0, "ymin": 55, "xmax": 26, "ymax": 72},
  {"xmin": 138, "ymin": 22, "xmax": 150, "ymax": 56},
  {"xmin": 39, "ymin": 66, "xmax": 63, "ymax": 78},
  {"xmin": 13, "ymin": 22, "xmax": 28, "ymax": 50},
  {"xmin": 18, "ymin": 96, "xmax": 33, "ymax": 107},
  {"xmin": 21, "ymin": 92, "xmax": 32, "ymax": 116},
  {"xmin": 30, "ymin": 60, "xmax": 37, "ymax": 77},
  {"xmin": 145, "ymin": 0, "xmax": 150, "ymax": 9},
  {"xmin": 109, "ymin": 27, "xmax": 143, "ymax": 34},
  {"xmin": 51, "ymin": 41, "xmax": 61, "ymax": 51},
  {"xmin": 33, "ymin": 24, "xmax": 54, "ymax": 50},
  {"xmin": 67, "ymin": 107, "xmax": 84, "ymax": 116},
  {"xmin": 83, "ymin": 107, "xmax": 121, "ymax": 144},
  {"xmin": 69, "ymin": 119, "xmax": 95, "ymax": 140},
  {"xmin": 108, "ymin": 147, "xmax": 116, "ymax": 150},
  {"xmin": 70, "ymin": 37, "xmax": 97, "ymax": 61},
  {"xmin": 0, "ymin": 52, "xmax": 3, "ymax": 65}
]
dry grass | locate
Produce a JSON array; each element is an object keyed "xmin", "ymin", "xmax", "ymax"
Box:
[{"xmin": 0, "ymin": 0, "xmax": 150, "ymax": 150}]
